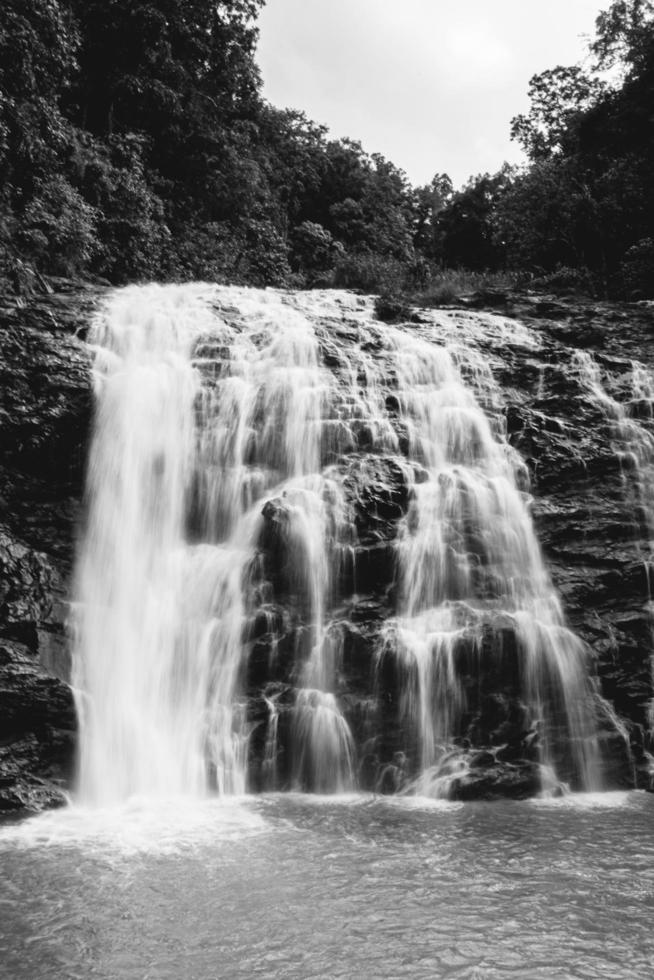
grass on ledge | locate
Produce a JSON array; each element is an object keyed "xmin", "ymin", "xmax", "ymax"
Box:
[{"xmin": 408, "ymin": 270, "xmax": 527, "ymax": 307}]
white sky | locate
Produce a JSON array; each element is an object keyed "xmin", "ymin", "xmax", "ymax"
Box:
[{"xmin": 256, "ymin": 0, "xmax": 603, "ymax": 188}]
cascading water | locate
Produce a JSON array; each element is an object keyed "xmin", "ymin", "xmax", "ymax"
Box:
[
  {"xmin": 377, "ymin": 325, "xmax": 600, "ymax": 793},
  {"xmin": 73, "ymin": 284, "xmax": 602, "ymax": 803},
  {"xmin": 573, "ymin": 350, "xmax": 654, "ymax": 743},
  {"xmin": 573, "ymin": 351, "xmax": 654, "ymax": 551},
  {"xmin": 73, "ymin": 284, "xmax": 358, "ymax": 803},
  {"xmin": 73, "ymin": 287, "xmax": 246, "ymax": 803}
]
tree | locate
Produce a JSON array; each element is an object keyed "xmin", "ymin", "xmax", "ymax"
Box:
[
  {"xmin": 503, "ymin": 0, "xmax": 654, "ymax": 292},
  {"xmin": 412, "ymin": 173, "xmax": 453, "ymax": 261},
  {"xmin": 66, "ymin": 0, "xmax": 265, "ymax": 226},
  {"xmin": 497, "ymin": 161, "xmax": 603, "ymax": 273},
  {"xmin": 591, "ymin": 0, "xmax": 654, "ymax": 71},
  {"xmin": 511, "ymin": 67, "xmax": 606, "ymax": 161},
  {"xmin": 439, "ymin": 168, "xmax": 514, "ymax": 271},
  {"xmin": 0, "ymin": 1, "xmax": 79, "ymax": 201},
  {"xmin": 290, "ymin": 221, "xmax": 344, "ymax": 279}
]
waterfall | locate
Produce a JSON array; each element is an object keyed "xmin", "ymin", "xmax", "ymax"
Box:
[
  {"xmin": 573, "ymin": 350, "xmax": 654, "ymax": 742},
  {"xmin": 73, "ymin": 284, "xmax": 602, "ymax": 803},
  {"xmin": 574, "ymin": 351, "xmax": 654, "ymax": 551},
  {"xmin": 73, "ymin": 286, "xmax": 245, "ymax": 803},
  {"xmin": 378, "ymin": 325, "xmax": 600, "ymax": 793},
  {"xmin": 73, "ymin": 284, "xmax": 355, "ymax": 803}
]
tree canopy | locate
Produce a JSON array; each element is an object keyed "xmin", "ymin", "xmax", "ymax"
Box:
[
  {"xmin": 500, "ymin": 0, "xmax": 654, "ymax": 294},
  {"xmin": 2, "ymin": 1, "xmax": 653, "ymax": 297}
]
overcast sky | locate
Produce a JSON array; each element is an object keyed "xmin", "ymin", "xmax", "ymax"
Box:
[{"xmin": 256, "ymin": 0, "xmax": 603, "ymax": 188}]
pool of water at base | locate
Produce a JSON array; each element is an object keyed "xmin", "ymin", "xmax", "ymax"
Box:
[{"xmin": 0, "ymin": 791, "xmax": 652, "ymax": 980}]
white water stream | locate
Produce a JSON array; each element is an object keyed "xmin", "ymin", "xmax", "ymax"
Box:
[
  {"xmin": 385, "ymin": 327, "xmax": 600, "ymax": 792},
  {"xmin": 573, "ymin": 350, "xmax": 654, "ymax": 739},
  {"xmin": 573, "ymin": 350, "xmax": 654, "ymax": 550}
]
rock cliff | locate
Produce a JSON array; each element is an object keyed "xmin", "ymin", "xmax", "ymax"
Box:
[
  {"xmin": 492, "ymin": 294, "xmax": 654, "ymax": 789},
  {"xmin": 0, "ymin": 283, "xmax": 99, "ymax": 811},
  {"xmin": 1, "ymin": 284, "xmax": 653, "ymax": 811}
]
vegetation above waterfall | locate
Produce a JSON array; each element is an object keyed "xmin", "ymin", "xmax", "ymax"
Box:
[{"xmin": 1, "ymin": 0, "xmax": 654, "ymax": 297}]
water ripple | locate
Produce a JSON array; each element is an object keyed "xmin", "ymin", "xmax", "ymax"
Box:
[{"xmin": 3, "ymin": 793, "xmax": 651, "ymax": 980}]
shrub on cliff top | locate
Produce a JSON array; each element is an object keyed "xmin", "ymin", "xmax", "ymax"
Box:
[
  {"xmin": 620, "ymin": 239, "xmax": 654, "ymax": 299},
  {"xmin": 18, "ymin": 176, "xmax": 98, "ymax": 277}
]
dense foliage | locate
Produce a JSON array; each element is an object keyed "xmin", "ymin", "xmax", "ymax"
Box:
[
  {"xmin": 0, "ymin": 0, "xmax": 426, "ymax": 289},
  {"xmin": 1, "ymin": 1, "xmax": 653, "ymax": 297},
  {"xmin": 499, "ymin": 0, "xmax": 654, "ymax": 296}
]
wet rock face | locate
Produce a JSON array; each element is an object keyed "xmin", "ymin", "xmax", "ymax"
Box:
[
  {"xmin": 474, "ymin": 295, "xmax": 654, "ymax": 789},
  {"xmin": 0, "ymin": 643, "xmax": 76, "ymax": 811},
  {"xmin": 4, "ymin": 285, "xmax": 654, "ymax": 808},
  {"xmin": 0, "ymin": 286, "xmax": 98, "ymax": 812},
  {"xmin": 244, "ymin": 295, "xmax": 654, "ymax": 795},
  {"xmin": 502, "ymin": 304, "xmax": 654, "ymax": 788}
]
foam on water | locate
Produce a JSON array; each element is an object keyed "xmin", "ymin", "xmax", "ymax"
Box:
[
  {"xmin": 0, "ymin": 797, "xmax": 267, "ymax": 855},
  {"xmin": 3, "ymin": 791, "xmax": 654, "ymax": 980},
  {"xmin": 529, "ymin": 790, "xmax": 637, "ymax": 810}
]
